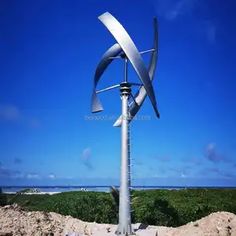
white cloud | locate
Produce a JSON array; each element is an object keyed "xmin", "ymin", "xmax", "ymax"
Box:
[
  {"xmin": 29, "ymin": 118, "xmax": 41, "ymax": 128},
  {"xmin": 166, "ymin": 0, "xmax": 187, "ymax": 20},
  {"xmin": 0, "ymin": 166, "xmax": 23, "ymax": 178},
  {"xmin": 81, "ymin": 148, "xmax": 91, "ymax": 160},
  {"xmin": 181, "ymin": 172, "xmax": 186, "ymax": 178},
  {"xmin": 206, "ymin": 142, "xmax": 215, "ymax": 151},
  {"xmin": 48, "ymin": 173, "xmax": 56, "ymax": 179},
  {"xmin": 26, "ymin": 173, "xmax": 40, "ymax": 179},
  {"xmin": 205, "ymin": 142, "xmax": 226, "ymax": 162},
  {"xmin": 81, "ymin": 147, "xmax": 93, "ymax": 170},
  {"xmin": 0, "ymin": 104, "xmax": 21, "ymax": 121},
  {"xmin": 154, "ymin": 0, "xmax": 198, "ymax": 21},
  {"xmin": 206, "ymin": 22, "xmax": 217, "ymax": 43},
  {"xmin": 0, "ymin": 103, "xmax": 41, "ymax": 128}
]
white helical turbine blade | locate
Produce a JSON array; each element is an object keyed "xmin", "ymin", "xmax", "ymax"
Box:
[
  {"xmin": 98, "ymin": 12, "xmax": 159, "ymax": 118},
  {"xmin": 113, "ymin": 17, "xmax": 159, "ymax": 127},
  {"xmin": 91, "ymin": 43, "xmax": 122, "ymax": 113}
]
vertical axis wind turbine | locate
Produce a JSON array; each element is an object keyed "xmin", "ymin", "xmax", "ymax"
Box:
[{"xmin": 91, "ymin": 12, "xmax": 160, "ymax": 235}]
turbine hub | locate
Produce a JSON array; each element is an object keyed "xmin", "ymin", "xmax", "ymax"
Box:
[{"xmin": 120, "ymin": 82, "xmax": 131, "ymax": 96}]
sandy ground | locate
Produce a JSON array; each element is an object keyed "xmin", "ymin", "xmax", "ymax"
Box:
[{"xmin": 0, "ymin": 204, "xmax": 236, "ymax": 236}]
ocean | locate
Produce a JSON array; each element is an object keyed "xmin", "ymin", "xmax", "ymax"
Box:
[{"xmin": 2, "ymin": 185, "xmax": 236, "ymax": 194}]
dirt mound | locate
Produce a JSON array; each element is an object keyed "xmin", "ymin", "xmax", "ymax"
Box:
[
  {"xmin": 161, "ymin": 211, "xmax": 236, "ymax": 236},
  {"xmin": 0, "ymin": 204, "xmax": 236, "ymax": 236}
]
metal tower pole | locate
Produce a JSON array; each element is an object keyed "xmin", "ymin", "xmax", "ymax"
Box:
[
  {"xmin": 92, "ymin": 12, "xmax": 159, "ymax": 235},
  {"xmin": 117, "ymin": 58, "xmax": 132, "ymax": 235}
]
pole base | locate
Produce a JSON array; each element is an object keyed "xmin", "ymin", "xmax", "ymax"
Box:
[{"xmin": 115, "ymin": 229, "xmax": 135, "ymax": 236}]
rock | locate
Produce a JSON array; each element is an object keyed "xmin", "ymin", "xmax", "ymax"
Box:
[
  {"xmin": 65, "ymin": 233, "xmax": 80, "ymax": 236},
  {"xmin": 0, "ymin": 232, "xmax": 13, "ymax": 236}
]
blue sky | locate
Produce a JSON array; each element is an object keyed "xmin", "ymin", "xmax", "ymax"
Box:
[{"xmin": 0, "ymin": 0, "xmax": 236, "ymax": 186}]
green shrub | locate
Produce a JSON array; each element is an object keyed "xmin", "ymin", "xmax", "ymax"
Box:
[
  {"xmin": 0, "ymin": 187, "xmax": 7, "ymax": 206},
  {"xmin": 131, "ymin": 192, "xmax": 180, "ymax": 226},
  {"xmin": 5, "ymin": 189, "xmax": 236, "ymax": 226}
]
